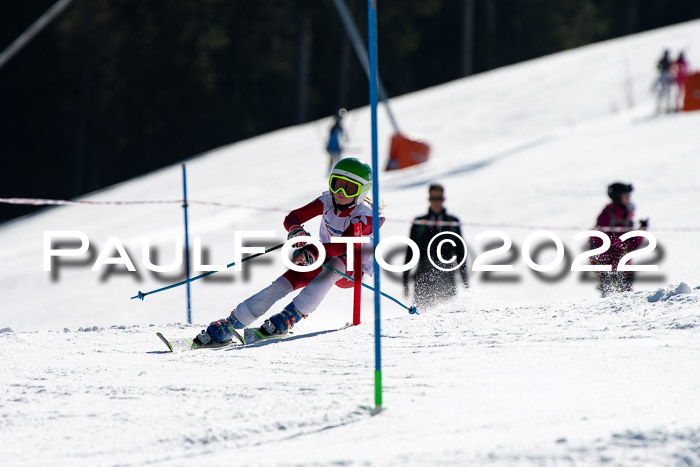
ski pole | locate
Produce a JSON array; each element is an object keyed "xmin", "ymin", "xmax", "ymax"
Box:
[
  {"xmin": 321, "ymin": 264, "xmax": 418, "ymax": 315},
  {"xmin": 131, "ymin": 243, "xmax": 284, "ymax": 300}
]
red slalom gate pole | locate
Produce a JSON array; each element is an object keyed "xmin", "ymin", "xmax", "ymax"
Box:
[{"xmin": 353, "ymin": 222, "xmax": 362, "ymax": 325}]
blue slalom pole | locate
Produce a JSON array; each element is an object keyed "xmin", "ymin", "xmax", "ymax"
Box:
[
  {"xmin": 182, "ymin": 164, "xmax": 192, "ymax": 324},
  {"xmin": 131, "ymin": 243, "xmax": 284, "ymax": 301},
  {"xmin": 368, "ymin": 0, "xmax": 382, "ymax": 413}
]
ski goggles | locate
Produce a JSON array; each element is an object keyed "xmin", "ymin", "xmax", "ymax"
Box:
[{"xmin": 329, "ymin": 175, "xmax": 363, "ymax": 197}]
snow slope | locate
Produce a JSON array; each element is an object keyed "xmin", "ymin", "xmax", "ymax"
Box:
[{"xmin": 2, "ymin": 20, "xmax": 700, "ymax": 466}]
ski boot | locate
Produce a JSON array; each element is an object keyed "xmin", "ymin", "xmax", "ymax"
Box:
[
  {"xmin": 194, "ymin": 311, "xmax": 245, "ymax": 346},
  {"xmin": 259, "ymin": 303, "xmax": 306, "ymax": 337}
]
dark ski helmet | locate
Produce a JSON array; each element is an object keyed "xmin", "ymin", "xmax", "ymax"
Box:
[{"xmin": 608, "ymin": 182, "xmax": 633, "ymax": 204}]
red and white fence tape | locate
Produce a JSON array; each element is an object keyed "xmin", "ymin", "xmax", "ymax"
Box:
[
  {"xmin": 0, "ymin": 197, "xmax": 180, "ymax": 207},
  {"xmin": 0, "ymin": 197, "xmax": 288, "ymax": 213},
  {"xmin": 1, "ymin": 197, "xmax": 698, "ymax": 232}
]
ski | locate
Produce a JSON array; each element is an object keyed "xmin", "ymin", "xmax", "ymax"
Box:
[
  {"xmin": 155, "ymin": 331, "xmax": 241, "ymax": 352},
  {"xmin": 239, "ymin": 327, "xmax": 292, "ymax": 345},
  {"xmin": 155, "ymin": 327, "xmax": 289, "ymax": 352},
  {"xmin": 155, "ymin": 322, "xmax": 353, "ymax": 352}
]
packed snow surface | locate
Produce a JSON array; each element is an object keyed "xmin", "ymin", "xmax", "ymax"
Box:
[{"xmin": 2, "ymin": 20, "xmax": 700, "ymax": 466}]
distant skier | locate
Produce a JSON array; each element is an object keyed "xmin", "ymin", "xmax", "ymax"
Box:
[
  {"xmin": 590, "ymin": 182, "xmax": 649, "ymax": 297},
  {"xmin": 672, "ymin": 51, "xmax": 689, "ymax": 111},
  {"xmin": 326, "ymin": 113, "xmax": 346, "ymax": 173},
  {"xmin": 654, "ymin": 49, "xmax": 674, "ymax": 113},
  {"xmin": 403, "ymin": 184, "xmax": 468, "ymax": 308},
  {"xmin": 196, "ymin": 158, "xmax": 379, "ymax": 346}
]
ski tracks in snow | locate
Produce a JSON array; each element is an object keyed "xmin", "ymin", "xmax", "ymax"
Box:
[{"xmin": 1, "ymin": 286, "xmax": 699, "ymax": 465}]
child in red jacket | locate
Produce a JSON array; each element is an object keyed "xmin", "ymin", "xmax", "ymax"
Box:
[
  {"xmin": 590, "ymin": 182, "xmax": 648, "ymax": 297},
  {"xmin": 196, "ymin": 158, "xmax": 378, "ymax": 345}
]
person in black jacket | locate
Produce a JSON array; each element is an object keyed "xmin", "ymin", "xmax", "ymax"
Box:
[{"xmin": 403, "ymin": 184, "xmax": 469, "ymax": 308}]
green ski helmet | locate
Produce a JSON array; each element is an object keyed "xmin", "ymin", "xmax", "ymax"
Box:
[{"xmin": 329, "ymin": 157, "xmax": 372, "ymax": 206}]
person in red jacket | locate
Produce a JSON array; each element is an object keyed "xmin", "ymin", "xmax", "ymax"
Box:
[
  {"xmin": 672, "ymin": 51, "xmax": 689, "ymax": 111},
  {"xmin": 590, "ymin": 182, "xmax": 648, "ymax": 297}
]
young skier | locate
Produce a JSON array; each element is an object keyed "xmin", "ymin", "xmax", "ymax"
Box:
[
  {"xmin": 590, "ymin": 182, "xmax": 648, "ymax": 297},
  {"xmin": 195, "ymin": 157, "xmax": 378, "ymax": 346}
]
